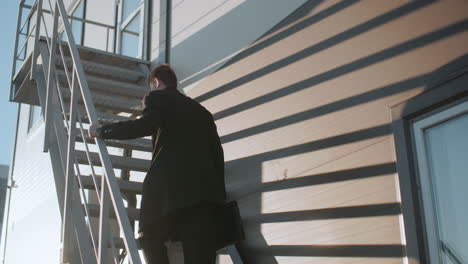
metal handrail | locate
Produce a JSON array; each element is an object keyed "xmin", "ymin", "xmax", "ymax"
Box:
[
  {"xmin": 24, "ymin": 0, "xmax": 143, "ymax": 263},
  {"xmin": 15, "ymin": 24, "xmax": 36, "ymax": 60},
  {"xmin": 12, "ymin": 0, "xmax": 120, "ymax": 82}
]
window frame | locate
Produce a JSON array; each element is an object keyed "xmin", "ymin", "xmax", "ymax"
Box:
[
  {"xmin": 28, "ymin": 104, "xmax": 43, "ymax": 133},
  {"xmin": 412, "ymin": 100, "xmax": 468, "ymax": 264},
  {"xmin": 390, "ymin": 63, "xmax": 468, "ymax": 264}
]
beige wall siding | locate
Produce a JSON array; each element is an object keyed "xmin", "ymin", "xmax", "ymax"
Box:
[
  {"xmin": 150, "ymin": 0, "xmax": 311, "ymax": 90},
  {"xmin": 185, "ymin": 0, "xmax": 468, "ymax": 263}
]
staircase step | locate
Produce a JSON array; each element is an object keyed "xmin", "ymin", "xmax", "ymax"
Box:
[
  {"xmin": 56, "ymin": 56, "xmax": 147, "ymax": 83},
  {"xmin": 76, "ymin": 129, "xmax": 152, "ymax": 152},
  {"xmin": 67, "ymin": 107, "xmax": 132, "ymax": 124},
  {"xmin": 75, "ymin": 150, "xmax": 151, "ymax": 172},
  {"xmin": 54, "ymin": 38, "xmax": 150, "ymax": 72},
  {"xmin": 83, "ymin": 203, "xmax": 140, "ymax": 221},
  {"xmin": 77, "ymin": 175, "xmax": 143, "ymax": 194},
  {"xmin": 56, "ymin": 69, "xmax": 148, "ymax": 99},
  {"xmin": 61, "ymin": 89, "xmax": 142, "ymax": 114}
]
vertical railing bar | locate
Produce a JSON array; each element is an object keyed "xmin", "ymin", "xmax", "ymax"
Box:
[
  {"xmin": 52, "ymin": 106, "xmax": 97, "ymax": 264},
  {"xmin": 15, "ymin": 24, "xmax": 37, "ymax": 60},
  {"xmin": 106, "ymin": 27, "xmax": 109, "ymax": 53},
  {"xmin": 17, "ymin": 1, "xmax": 38, "ymax": 37},
  {"xmin": 43, "ymin": 2, "xmax": 59, "ymax": 153},
  {"xmin": 22, "ymin": 16, "xmax": 30, "ymax": 62},
  {"xmin": 47, "ymin": 0, "xmax": 54, "ymax": 15},
  {"xmin": 10, "ymin": 1, "xmax": 25, "ymax": 99},
  {"xmin": 52, "ymin": 56, "xmax": 73, "ymax": 132},
  {"xmin": 61, "ymin": 64, "xmax": 76, "ymax": 262},
  {"xmin": 30, "ymin": 0, "xmax": 43, "ymax": 79},
  {"xmin": 55, "ymin": 79, "xmax": 70, "ymax": 130},
  {"xmin": 61, "ymin": 62, "xmax": 79, "ymax": 263},
  {"xmin": 56, "ymin": 1, "xmax": 142, "ymax": 262},
  {"xmin": 58, "ymin": 49, "xmax": 101, "ymax": 201},
  {"xmin": 58, "ymin": 41, "xmax": 73, "ymax": 88},
  {"xmin": 63, "ymin": 40, "xmax": 103, "ymax": 264},
  {"xmin": 40, "ymin": 14, "xmax": 51, "ymax": 44},
  {"xmin": 73, "ymin": 160, "xmax": 100, "ymax": 261},
  {"xmin": 98, "ymin": 177, "xmax": 110, "ymax": 263},
  {"xmin": 38, "ymin": 32, "xmax": 70, "ymax": 134},
  {"xmin": 75, "ymin": 111, "xmax": 101, "ymax": 202},
  {"xmin": 108, "ymin": 231, "xmax": 120, "ymax": 264}
]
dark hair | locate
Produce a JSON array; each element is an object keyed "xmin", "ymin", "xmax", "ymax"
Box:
[{"xmin": 147, "ymin": 64, "xmax": 178, "ymax": 89}]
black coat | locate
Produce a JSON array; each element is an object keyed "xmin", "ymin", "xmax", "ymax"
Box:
[{"xmin": 100, "ymin": 88, "xmax": 226, "ymax": 235}]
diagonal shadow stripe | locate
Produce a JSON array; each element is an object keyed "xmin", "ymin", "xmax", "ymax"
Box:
[
  {"xmin": 195, "ymin": 1, "xmax": 436, "ymax": 103},
  {"xmin": 254, "ymin": 244, "xmax": 405, "ymax": 257},
  {"xmin": 220, "ymin": 0, "xmax": 354, "ymax": 70},
  {"xmin": 245, "ymin": 203, "xmax": 402, "ymax": 224},
  {"xmin": 226, "ymin": 124, "xmax": 392, "ymax": 168},
  {"xmin": 220, "ymin": 75, "xmax": 428, "ymax": 143},
  {"xmin": 213, "ymin": 19, "xmax": 468, "ymax": 121},
  {"xmin": 260, "ymin": 162, "xmax": 397, "ymax": 193},
  {"xmin": 227, "ymin": 162, "xmax": 397, "ymax": 200}
]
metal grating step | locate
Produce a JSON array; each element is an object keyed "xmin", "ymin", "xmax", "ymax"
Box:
[
  {"xmin": 56, "ymin": 56, "xmax": 147, "ymax": 83},
  {"xmin": 75, "ymin": 150, "xmax": 150, "ymax": 172},
  {"xmin": 76, "ymin": 129, "xmax": 152, "ymax": 152},
  {"xmin": 78, "ymin": 175, "xmax": 143, "ymax": 194},
  {"xmin": 61, "ymin": 88, "xmax": 142, "ymax": 114},
  {"xmin": 56, "ymin": 69, "xmax": 148, "ymax": 99},
  {"xmin": 66, "ymin": 107, "xmax": 133, "ymax": 123}
]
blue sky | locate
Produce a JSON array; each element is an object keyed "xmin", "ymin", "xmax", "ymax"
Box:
[{"xmin": 0, "ymin": 1, "xmax": 21, "ymax": 167}]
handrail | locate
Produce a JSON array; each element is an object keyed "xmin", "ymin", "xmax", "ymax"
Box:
[
  {"xmin": 11, "ymin": 0, "xmax": 120, "ymax": 84},
  {"xmin": 55, "ymin": 1, "xmax": 141, "ymax": 261},
  {"xmin": 25, "ymin": 0, "xmax": 143, "ymax": 263}
]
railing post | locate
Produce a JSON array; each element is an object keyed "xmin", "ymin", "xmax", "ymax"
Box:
[
  {"xmin": 30, "ymin": 0, "xmax": 43, "ymax": 80},
  {"xmin": 10, "ymin": 2, "xmax": 25, "ymax": 101},
  {"xmin": 43, "ymin": 2, "xmax": 59, "ymax": 153},
  {"xmin": 61, "ymin": 68, "xmax": 80, "ymax": 264},
  {"xmin": 98, "ymin": 177, "xmax": 110, "ymax": 263}
]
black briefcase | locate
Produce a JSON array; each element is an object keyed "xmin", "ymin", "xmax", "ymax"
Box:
[{"xmin": 214, "ymin": 200, "xmax": 245, "ymax": 250}]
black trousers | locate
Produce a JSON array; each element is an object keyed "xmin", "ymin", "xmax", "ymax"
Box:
[{"xmin": 141, "ymin": 203, "xmax": 218, "ymax": 264}]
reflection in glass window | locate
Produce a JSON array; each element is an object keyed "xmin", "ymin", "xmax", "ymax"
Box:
[
  {"xmin": 121, "ymin": 14, "xmax": 140, "ymax": 57},
  {"xmin": 62, "ymin": 1, "xmax": 85, "ymax": 45},
  {"xmin": 424, "ymin": 113, "xmax": 468, "ymax": 263},
  {"xmin": 125, "ymin": 15, "xmax": 140, "ymax": 33},
  {"xmin": 121, "ymin": 32, "xmax": 139, "ymax": 58},
  {"xmin": 123, "ymin": 0, "xmax": 143, "ymax": 21},
  {"xmin": 28, "ymin": 105, "xmax": 42, "ymax": 132}
]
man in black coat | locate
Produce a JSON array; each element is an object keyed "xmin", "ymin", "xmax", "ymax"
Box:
[{"xmin": 89, "ymin": 64, "xmax": 226, "ymax": 264}]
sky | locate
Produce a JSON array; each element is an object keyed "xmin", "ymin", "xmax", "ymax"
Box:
[{"xmin": 0, "ymin": 1, "xmax": 21, "ymax": 167}]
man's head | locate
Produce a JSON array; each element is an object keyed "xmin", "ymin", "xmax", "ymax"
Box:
[{"xmin": 148, "ymin": 64, "xmax": 178, "ymax": 91}]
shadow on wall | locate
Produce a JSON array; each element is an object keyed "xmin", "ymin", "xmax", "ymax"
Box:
[
  {"xmin": 170, "ymin": 0, "xmax": 323, "ymax": 90},
  {"xmin": 174, "ymin": 0, "xmax": 467, "ymax": 262}
]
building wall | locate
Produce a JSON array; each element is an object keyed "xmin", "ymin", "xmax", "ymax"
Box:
[
  {"xmin": 150, "ymin": 0, "xmax": 311, "ymax": 91},
  {"xmin": 183, "ymin": 0, "xmax": 468, "ymax": 263},
  {"xmin": 0, "ymin": 165, "xmax": 9, "ymax": 243},
  {"xmin": 3, "ymin": 105, "xmax": 62, "ymax": 264}
]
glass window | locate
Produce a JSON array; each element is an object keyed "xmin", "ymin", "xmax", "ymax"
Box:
[
  {"xmin": 62, "ymin": 0, "xmax": 85, "ymax": 44},
  {"xmin": 123, "ymin": 0, "xmax": 143, "ymax": 21},
  {"xmin": 28, "ymin": 105, "xmax": 42, "ymax": 131},
  {"xmin": 121, "ymin": 14, "xmax": 140, "ymax": 57},
  {"xmin": 413, "ymin": 101, "xmax": 468, "ymax": 264}
]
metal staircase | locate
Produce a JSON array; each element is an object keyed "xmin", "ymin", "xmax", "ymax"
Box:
[
  {"xmin": 10, "ymin": 0, "xmax": 246, "ymax": 263},
  {"xmin": 11, "ymin": 0, "xmax": 152, "ymax": 263}
]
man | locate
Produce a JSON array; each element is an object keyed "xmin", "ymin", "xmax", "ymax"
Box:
[{"xmin": 89, "ymin": 64, "xmax": 226, "ymax": 264}]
